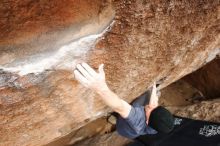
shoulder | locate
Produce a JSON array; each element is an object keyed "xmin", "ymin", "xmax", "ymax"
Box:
[
  {"xmin": 116, "ymin": 105, "xmax": 147, "ymax": 138},
  {"xmin": 126, "ymin": 105, "xmax": 146, "ymax": 121},
  {"xmin": 125, "ymin": 106, "xmax": 147, "ymax": 133}
]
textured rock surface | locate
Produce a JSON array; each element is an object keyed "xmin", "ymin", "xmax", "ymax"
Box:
[
  {"xmin": 159, "ymin": 79, "xmax": 201, "ymax": 106},
  {"xmin": 184, "ymin": 58, "xmax": 220, "ymax": 99},
  {"xmin": 45, "ymin": 117, "xmax": 115, "ymax": 146},
  {"xmin": 168, "ymin": 99, "xmax": 220, "ymax": 123},
  {"xmin": 74, "ymin": 131, "xmax": 132, "ymax": 146},
  {"xmin": 0, "ymin": 0, "xmax": 220, "ymax": 146}
]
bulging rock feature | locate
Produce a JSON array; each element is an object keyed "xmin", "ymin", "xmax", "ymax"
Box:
[
  {"xmin": 0, "ymin": 0, "xmax": 115, "ymax": 69},
  {"xmin": 0, "ymin": 22, "xmax": 115, "ymax": 76},
  {"xmin": 0, "ymin": 0, "xmax": 219, "ymax": 146}
]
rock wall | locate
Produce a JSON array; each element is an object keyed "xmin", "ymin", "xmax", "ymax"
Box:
[
  {"xmin": 0, "ymin": 0, "xmax": 220, "ymax": 146},
  {"xmin": 184, "ymin": 58, "xmax": 220, "ymax": 99},
  {"xmin": 159, "ymin": 79, "xmax": 201, "ymax": 106}
]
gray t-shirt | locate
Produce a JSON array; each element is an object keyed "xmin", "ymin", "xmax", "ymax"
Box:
[{"xmin": 116, "ymin": 105, "xmax": 157, "ymax": 139}]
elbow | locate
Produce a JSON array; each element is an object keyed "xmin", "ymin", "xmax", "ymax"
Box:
[{"xmin": 113, "ymin": 100, "xmax": 131, "ymax": 118}]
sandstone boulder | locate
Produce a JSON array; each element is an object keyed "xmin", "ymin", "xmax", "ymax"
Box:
[
  {"xmin": 0, "ymin": 0, "xmax": 219, "ymax": 146},
  {"xmin": 184, "ymin": 58, "xmax": 220, "ymax": 99}
]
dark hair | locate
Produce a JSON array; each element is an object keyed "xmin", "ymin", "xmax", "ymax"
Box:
[{"xmin": 148, "ymin": 106, "xmax": 174, "ymax": 133}]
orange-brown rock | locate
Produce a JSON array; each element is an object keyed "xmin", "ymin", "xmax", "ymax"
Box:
[
  {"xmin": 184, "ymin": 58, "xmax": 220, "ymax": 99},
  {"xmin": 0, "ymin": 0, "xmax": 220, "ymax": 146}
]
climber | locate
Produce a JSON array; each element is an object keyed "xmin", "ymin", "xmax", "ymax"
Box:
[{"xmin": 73, "ymin": 63, "xmax": 174, "ymax": 139}]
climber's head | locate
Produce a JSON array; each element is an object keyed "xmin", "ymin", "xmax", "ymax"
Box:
[{"xmin": 148, "ymin": 106, "xmax": 174, "ymax": 133}]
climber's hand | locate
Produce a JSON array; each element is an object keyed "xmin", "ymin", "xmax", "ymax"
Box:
[
  {"xmin": 74, "ymin": 63, "xmax": 131, "ymax": 118},
  {"xmin": 74, "ymin": 63, "xmax": 109, "ymax": 93}
]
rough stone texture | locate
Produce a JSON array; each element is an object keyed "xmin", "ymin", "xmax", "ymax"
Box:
[
  {"xmin": 168, "ymin": 99, "xmax": 220, "ymax": 123},
  {"xmin": 184, "ymin": 58, "xmax": 220, "ymax": 99},
  {"xmin": 159, "ymin": 79, "xmax": 201, "ymax": 106},
  {"xmin": 74, "ymin": 131, "xmax": 133, "ymax": 146},
  {"xmin": 0, "ymin": 0, "xmax": 220, "ymax": 146},
  {"xmin": 45, "ymin": 117, "xmax": 115, "ymax": 146},
  {"xmin": 0, "ymin": 0, "xmax": 115, "ymax": 64}
]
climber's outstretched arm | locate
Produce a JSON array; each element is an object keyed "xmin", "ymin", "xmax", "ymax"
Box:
[{"xmin": 74, "ymin": 63, "xmax": 131, "ymax": 118}]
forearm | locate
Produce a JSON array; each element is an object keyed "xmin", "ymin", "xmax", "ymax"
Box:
[
  {"xmin": 149, "ymin": 83, "xmax": 158, "ymax": 107},
  {"xmin": 95, "ymin": 85, "xmax": 131, "ymax": 118}
]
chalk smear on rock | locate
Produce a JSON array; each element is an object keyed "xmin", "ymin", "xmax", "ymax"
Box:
[{"xmin": 0, "ymin": 21, "xmax": 115, "ymax": 76}]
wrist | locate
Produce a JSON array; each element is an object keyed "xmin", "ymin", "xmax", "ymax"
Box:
[
  {"xmin": 94, "ymin": 84, "xmax": 110, "ymax": 95},
  {"xmin": 148, "ymin": 104, "xmax": 158, "ymax": 109}
]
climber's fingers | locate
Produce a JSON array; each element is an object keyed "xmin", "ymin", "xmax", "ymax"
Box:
[
  {"xmin": 74, "ymin": 70, "xmax": 89, "ymax": 87},
  {"xmin": 81, "ymin": 63, "xmax": 98, "ymax": 77},
  {"xmin": 76, "ymin": 64, "xmax": 93, "ymax": 80},
  {"xmin": 74, "ymin": 63, "xmax": 108, "ymax": 91},
  {"xmin": 98, "ymin": 64, "xmax": 105, "ymax": 76}
]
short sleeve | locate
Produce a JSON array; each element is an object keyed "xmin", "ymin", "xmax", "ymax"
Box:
[
  {"xmin": 125, "ymin": 106, "xmax": 147, "ymax": 134},
  {"xmin": 116, "ymin": 105, "xmax": 157, "ymax": 139}
]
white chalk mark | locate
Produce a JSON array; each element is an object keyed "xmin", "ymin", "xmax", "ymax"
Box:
[
  {"xmin": 0, "ymin": 21, "xmax": 115, "ymax": 76},
  {"xmin": 206, "ymin": 48, "xmax": 220, "ymax": 63}
]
